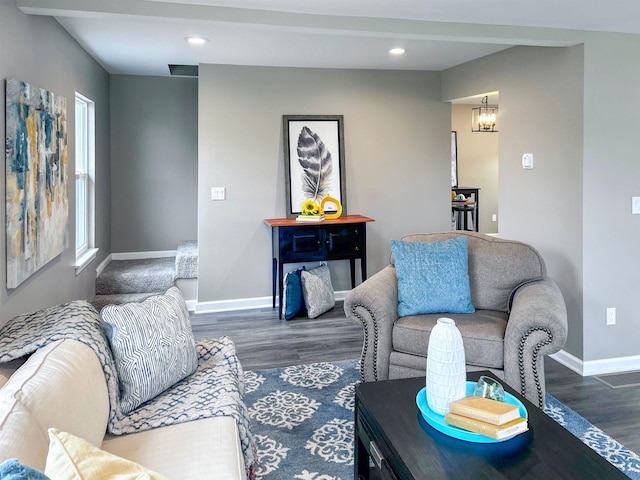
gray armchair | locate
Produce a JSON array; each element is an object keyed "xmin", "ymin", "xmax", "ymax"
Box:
[{"xmin": 344, "ymin": 231, "xmax": 568, "ymax": 408}]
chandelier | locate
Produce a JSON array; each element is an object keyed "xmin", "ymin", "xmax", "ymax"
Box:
[{"xmin": 471, "ymin": 96, "xmax": 498, "ymax": 132}]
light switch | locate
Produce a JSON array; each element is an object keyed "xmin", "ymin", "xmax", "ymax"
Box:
[
  {"xmin": 632, "ymin": 196, "xmax": 640, "ymax": 214},
  {"xmin": 522, "ymin": 153, "xmax": 533, "ymax": 169},
  {"xmin": 211, "ymin": 187, "xmax": 226, "ymax": 200}
]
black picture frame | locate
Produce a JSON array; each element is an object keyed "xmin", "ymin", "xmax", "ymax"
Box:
[
  {"xmin": 283, "ymin": 115, "xmax": 346, "ymax": 218},
  {"xmin": 451, "ymin": 131, "xmax": 458, "ymax": 188}
]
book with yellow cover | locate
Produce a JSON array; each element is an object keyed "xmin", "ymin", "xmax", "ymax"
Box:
[
  {"xmin": 296, "ymin": 215, "xmax": 325, "ymax": 222},
  {"xmin": 444, "ymin": 413, "xmax": 528, "ymax": 440},
  {"xmin": 449, "ymin": 395, "xmax": 520, "ymax": 425}
]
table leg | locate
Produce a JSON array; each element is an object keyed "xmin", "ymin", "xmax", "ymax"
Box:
[
  {"xmin": 272, "ymin": 257, "xmax": 277, "ymax": 308},
  {"xmin": 350, "ymin": 258, "xmax": 356, "ymax": 288},
  {"xmin": 473, "ymin": 204, "xmax": 478, "ymax": 232},
  {"xmin": 278, "ymin": 261, "xmax": 284, "ymax": 319},
  {"xmin": 361, "ymin": 254, "xmax": 367, "ymax": 281}
]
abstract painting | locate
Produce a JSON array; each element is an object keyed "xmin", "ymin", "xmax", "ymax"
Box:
[
  {"xmin": 5, "ymin": 79, "xmax": 68, "ymax": 288},
  {"xmin": 282, "ymin": 115, "xmax": 346, "ymax": 218}
]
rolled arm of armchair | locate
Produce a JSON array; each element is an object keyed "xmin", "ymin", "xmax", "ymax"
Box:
[
  {"xmin": 344, "ymin": 265, "xmax": 399, "ymax": 382},
  {"xmin": 504, "ymin": 277, "xmax": 568, "ymax": 408}
]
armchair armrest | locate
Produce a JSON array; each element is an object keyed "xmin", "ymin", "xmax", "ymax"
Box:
[
  {"xmin": 504, "ymin": 277, "xmax": 568, "ymax": 408},
  {"xmin": 344, "ymin": 265, "xmax": 399, "ymax": 381}
]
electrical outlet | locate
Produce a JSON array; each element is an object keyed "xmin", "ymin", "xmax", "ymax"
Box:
[
  {"xmin": 492, "ymin": 214, "xmax": 497, "ymax": 222},
  {"xmin": 606, "ymin": 307, "xmax": 616, "ymax": 326}
]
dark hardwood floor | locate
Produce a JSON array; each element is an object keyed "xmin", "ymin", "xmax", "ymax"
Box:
[
  {"xmin": 190, "ymin": 301, "xmax": 362, "ymax": 370},
  {"xmin": 191, "ymin": 302, "xmax": 640, "ymax": 456}
]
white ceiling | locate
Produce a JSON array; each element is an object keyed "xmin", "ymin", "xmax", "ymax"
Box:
[{"xmin": 17, "ymin": 0, "xmax": 640, "ymax": 77}]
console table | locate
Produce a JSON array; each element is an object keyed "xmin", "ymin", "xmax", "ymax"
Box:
[
  {"xmin": 452, "ymin": 187, "xmax": 480, "ymax": 232},
  {"xmin": 264, "ymin": 215, "xmax": 374, "ymax": 318}
]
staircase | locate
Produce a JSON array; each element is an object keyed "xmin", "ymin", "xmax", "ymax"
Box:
[
  {"xmin": 93, "ymin": 257, "xmax": 176, "ymax": 311},
  {"xmin": 93, "ymin": 242, "xmax": 198, "ymax": 311}
]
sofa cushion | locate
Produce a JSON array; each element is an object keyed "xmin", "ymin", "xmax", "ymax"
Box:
[
  {"xmin": 392, "ymin": 311, "xmax": 508, "ymax": 369},
  {"xmin": 45, "ymin": 428, "xmax": 167, "ymax": 480},
  {"xmin": 301, "ymin": 264, "xmax": 335, "ymax": 318},
  {"xmin": 0, "ymin": 339, "xmax": 110, "ymax": 472},
  {"xmin": 101, "ymin": 286, "xmax": 198, "ymax": 414},
  {"xmin": 391, "ymin": 237, "xmax": 474, "ymax": 316},
  {"xmin": 101, "ymin": 416, "xmax": 246, "ymax": 480},
  {"xmin": 398, "ymin": 232, "xmax": 546, "ymax": 312}
]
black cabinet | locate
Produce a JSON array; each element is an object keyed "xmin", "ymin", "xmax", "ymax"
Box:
[{"xmin": 265, "ymin": 215, "xmax": 374, "ymax": 318}]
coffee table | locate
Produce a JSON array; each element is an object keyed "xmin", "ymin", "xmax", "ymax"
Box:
[{"xmin": 355, "ymin": 372, "xmax": 628, "ymax": 479}]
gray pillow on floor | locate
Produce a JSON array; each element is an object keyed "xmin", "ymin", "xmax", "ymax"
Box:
[
  {"xmin": 301, "ymin": 264, "xmax": 335, "ymax": 319},
  {"xmin": 101, "ymin": 286, "xmax": 198, "ymax": 413}
]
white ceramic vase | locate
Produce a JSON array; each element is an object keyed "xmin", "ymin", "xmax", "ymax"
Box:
[{"xmin": 426, "ymin": 317, "xmax": 466, "ymax": 415}]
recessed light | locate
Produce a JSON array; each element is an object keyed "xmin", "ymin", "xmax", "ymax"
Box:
[
  {"xmin": 185, "ymin": 36, "xmax": 209, "ymax": 45},
  {"xmin": 389, "ymin": 48, "xmax": 406, "ymax": 56}
]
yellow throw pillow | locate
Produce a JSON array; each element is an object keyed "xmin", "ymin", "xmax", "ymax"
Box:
[{"xmin": 44, "ymin": 428, "xmax": 168, "ymax": 480}]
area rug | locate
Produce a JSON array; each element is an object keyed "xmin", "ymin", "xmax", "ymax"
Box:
[{"xmin": 245, "ymin": 360, "xmax": 640, "ymax": 479}]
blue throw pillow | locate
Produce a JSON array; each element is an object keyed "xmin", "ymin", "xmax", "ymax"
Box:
[
  {"xmin": 284, "ymin": 266, "xmax": 306, "ymax": 320},
  {"xmin": 0, "ymin": 458, "xmax": 50, "ymax": 480},
  {"xmin": 390, "ymin": 236, "xmax": 475, "ymax": 316}
]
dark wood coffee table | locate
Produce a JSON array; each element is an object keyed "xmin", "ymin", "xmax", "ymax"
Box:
[{"xmin": 355, "ymin": 372, "xmax": 628, "ymax": 479}]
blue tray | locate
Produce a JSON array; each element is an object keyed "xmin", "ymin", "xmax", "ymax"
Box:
[{"xmin": 416, "ymin": 381, "xmax": 528, "ymax": 443}]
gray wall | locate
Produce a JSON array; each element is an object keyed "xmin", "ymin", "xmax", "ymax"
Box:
[
  {"xmin": 451, "ymin": 104, "xmax": 499, "ymax": 234},
  {"xmin": 110, "ymin": 75, "xmax": 198, "ymax": 253},
  {"xmin": 0, "ymin": 0, "xmax": 110, "ymax": 325},
  {"xmin": 444, "ymin": 42, "xmax": 640, "ymax": 363},
  {"xmin": 198, "ymin": 65, "xmax": 450, "ymax": 303},
  {"xmin": 443, "ymin": 45, "xmax": 584, "ymax": 358},
  {"xmin": 581, "ymin": 34, "xmax": 640, "ymax": 362},
  {"xmin": 444, "ymin": 36, "xmax": 640, "ymax": 364}
]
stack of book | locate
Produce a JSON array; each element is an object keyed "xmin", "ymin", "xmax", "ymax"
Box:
[
  {"xmin": 444, "ymin": 395, "xmax": 528, "ymax": 440},
  {"xmin": 296, "ymin": 215, "xmax": 325, "ymax": 222}
]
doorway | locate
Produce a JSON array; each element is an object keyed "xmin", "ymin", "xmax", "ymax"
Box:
[{"xmin": 450, "ymin": 93, "xmax": 499, "ymax": 235}]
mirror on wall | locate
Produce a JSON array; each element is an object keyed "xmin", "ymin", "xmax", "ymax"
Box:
[{"xmin": 451, "ymin": 131, "xmax": 458, "ymax": 188}]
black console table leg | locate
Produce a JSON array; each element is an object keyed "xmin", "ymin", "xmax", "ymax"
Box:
[
  {"xmin": 278, "ymin": 261, "xmax": 284, "ymax": 319},
  {"xmin": 350, "ymin": 258, "xmax": 356, "ymax": 288},
  {"xmin": 361, "ymin": 255, "xmax": 367, "ymax": 281},
  {"xmin": 272, "ymin": 257, "xmax": 277, "ymax": 308}
]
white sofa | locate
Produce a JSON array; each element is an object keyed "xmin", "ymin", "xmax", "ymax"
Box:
[
  {"xmin": 0, "ymin": 287, "xmax": 256, "ymax": 480},
  {"xmin": 0, "ymin": 332, "xmax": 248, "ymax": 478}
]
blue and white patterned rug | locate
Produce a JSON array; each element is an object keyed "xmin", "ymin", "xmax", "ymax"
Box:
[{"xmin": 245, "ymin": 360, "xmax": 640, "ymax": 479}]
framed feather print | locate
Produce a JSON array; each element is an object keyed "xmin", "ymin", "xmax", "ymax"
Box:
[{"xmin": 283, "ymin": 115, "xmax": 346, "ymax": 218}]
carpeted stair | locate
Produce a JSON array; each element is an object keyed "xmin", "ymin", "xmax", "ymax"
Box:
[
  {"xmin": 93, "ymin": 257, "xmax": 177, "ymax": 310},
  {"xmin": 93, "ymin": 243, "xmax": 199, "ymax": 311}
]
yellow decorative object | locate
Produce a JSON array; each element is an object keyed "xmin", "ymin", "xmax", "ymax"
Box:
[
  {"xmin": 301, "ymin": 199, "xmax": 320, "ymax": 216},
  {"xmin": 452, "ymin": 191, "xmax": 456, "ymax": 201},
  {"xmin": 320, "ymin": 195, "xmax": 343, "ymax": 219}
]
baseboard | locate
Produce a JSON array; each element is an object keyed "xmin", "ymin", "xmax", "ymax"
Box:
[
  {"xmin": 96, "ymin": 254, "xmax": 112, "ymax": 277},
  {"xmin": 550, "ymin": 349, "xmax": 640, "ymax": 376},
  {"xmin": 111, "ymin": 250, "xmax": 176, "ymax": 260},
  {"xmin": 194, "ymin": 290, "xmax": 348, "ymax": 315}
]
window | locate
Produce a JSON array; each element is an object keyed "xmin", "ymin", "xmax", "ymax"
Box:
[{"xmin": 75, "ymin": 93, "xmax": 97, "ymax": 273}]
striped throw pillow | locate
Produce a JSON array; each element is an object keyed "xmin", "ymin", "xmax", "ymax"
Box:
[
  {"xmin": 101, "ymin": 287, "xmax": 198, "ymax": 414},
  {"xmin": 300, "ymin": 264, "xmax": 335, "ymax": 319}
]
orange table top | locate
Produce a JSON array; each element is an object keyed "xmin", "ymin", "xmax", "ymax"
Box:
[{"xmin": 264, "ymin": 214, "xmax": 374, "ymax": 227}]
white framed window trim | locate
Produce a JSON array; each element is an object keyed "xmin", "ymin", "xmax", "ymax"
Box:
[{"xmin": 75, "ymin": 92, "xmax": 98, "ymax": 274}]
